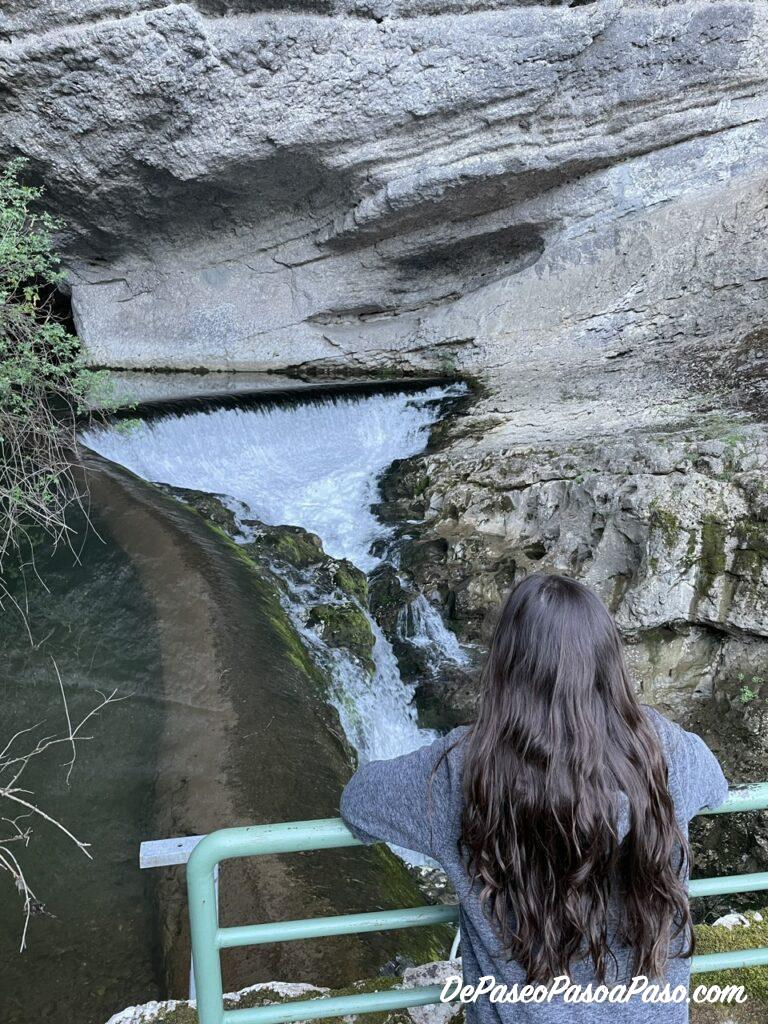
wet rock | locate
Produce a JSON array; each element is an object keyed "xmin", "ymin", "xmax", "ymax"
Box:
[
  {"xmin": 160, "ymin": 485, "xmax": 244, "ymax": 536},
  {"xmin": 367, "ymin": 563, "xmax": 429, "ymax": 681},
  {"xmin": 333, "ymin": 561, "xmax": 369, "ymax": 605},
  {"xmin": 414, "ymin": 662, "xmax": 479, "ymax": 728},
  {"xmin": 307, "ymin": 602, "xmax": 376, "ymax": 674},
  {"xmin": 369, "ymin": 563, "xmax": 410, "ymax": 634},
  {"xmin": 245, "ymin": 522, "xmax": 326, "ymax": 570}
]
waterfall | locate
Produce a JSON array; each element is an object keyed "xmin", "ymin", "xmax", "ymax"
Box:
[
  {"xmin": 397, "ymin": 593, "xmax": 468, "ymax": 671},
  {"xmin": 82, "ymin": 387, "xmax": 460, "ymax": 570},
  {"xmin": 80, "ymin": 387, "xmax": 468, "ymax": 791}
]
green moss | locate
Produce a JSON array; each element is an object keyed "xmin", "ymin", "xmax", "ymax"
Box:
[
  {"xmin": 164, "ymin": 486, "xmax": 240, "ymax": 535},
  {"xmin": 256, "ymin": 526, "xmax": 325, "ymax": 570},
  {"xmin": 649, "ymin": 506, "xmax": 680, "ymax": 548},
  {"xmin": 411, "ymin": 474, "xmax": 430, "ymax": 497},
  {"xmin": 732, "ymin": 519, "xmax": 768, "ymax": 581},
  {"xmin": 695, "ymin": 412, "xmax": 748, "ymax": 447},
  {"xmin": 308, "ymin": 603, "xmax": 376, "ymax": 673},
  {"xmin": 683, "ymin": 528, "xmax": 698, "ymax": 570},
  {"xmin": 697, "ymin": 517, "xmax": 728, "ymax": 599},
  {"xmin": 334, "ymin": 561, "xmax": 369, "ymax": 603},
  {"xmin": 695, "ymin": 910, "xmax": 768, "ymax": 1003},
  {"xmin": 151, "ymin": 1005, "xmax": 199, "ymax": 1023}
]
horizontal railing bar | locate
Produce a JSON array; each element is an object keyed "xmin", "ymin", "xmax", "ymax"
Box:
[
  {"xmin": 216, "ymin": 873, "xmax": 768, "ymax": 954},
  {"xmin": 189, "ymin": 819, "xmax": 362, "ymax": 877},
  {"xmin": 703, "ymin": 783, "xmax": 768, "ymax": 815},
  {"xmin": 152, "ymin": 784, "xmax": 768, "ymax": 871},
  {"xmin": 690, "ymin": 871, "xmax": 768, "ymax": 898},
  {"xmin": 218, "ymin": 905, "xmax": 459, "ymax": 949},
  {"xmin": 220, "ymin": 947, "xmax": 768, "ymax": 1024},
  {"xmin": 223, "ymin": 984, "xmax": 446, "ymax": 1024},
  {"xmin": 692, "ymin": 946, "xmax": 768, "ymax": 974}
]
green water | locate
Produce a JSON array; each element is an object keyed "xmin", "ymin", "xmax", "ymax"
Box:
[{"xmin": 0, "ymin": 458, "xmax": 448, "ymax": 1024}]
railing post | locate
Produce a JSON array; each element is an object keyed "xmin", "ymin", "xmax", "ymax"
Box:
[
  {"xmin": 188, "ymin": 834, "xmax": 226, "ymax": 1024},
  {"xmin": 190, "ymin": 864, "xmax": 219, "ymax": 1001}
]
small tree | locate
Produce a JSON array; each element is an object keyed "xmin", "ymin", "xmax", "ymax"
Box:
[
  {"xmin": 0, "ymin": 160, "xmax": 116, "ymax": 948},
  {"xmin": 0, "ymin": 157, "xmax": 104, "ymax": 579}
]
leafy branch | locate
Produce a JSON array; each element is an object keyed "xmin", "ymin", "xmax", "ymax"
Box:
[{"xmin": 0, "ymin": 157, "xmax": 109, "ymax": 588}]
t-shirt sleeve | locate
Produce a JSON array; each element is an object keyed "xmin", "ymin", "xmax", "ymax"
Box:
[
  {"xmin": 339, "ymin": 732, "xmax": 457, "ymax": 860},
  {"xmin": 660, "ymin": 716, "xmax": 729, "ymax": 821}
]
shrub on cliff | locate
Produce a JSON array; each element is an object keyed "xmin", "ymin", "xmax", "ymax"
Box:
[
  {"xmin": 0, "ymin": 160, "xmax": 118, "ymax": 950},
  {"xmin": 0, "ymin": 158, "xmax": 103, "ymax": 578}
]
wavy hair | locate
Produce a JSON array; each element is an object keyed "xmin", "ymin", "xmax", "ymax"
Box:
[{"xmin": 460, "ymin": 572, "xmax": 692, "ymax": 983}]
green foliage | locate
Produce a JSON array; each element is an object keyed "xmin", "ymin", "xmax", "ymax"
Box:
[
  {"xmin": 737, "ymin": 673, "xmax": 764, "ymax": 704},
  {"xmin": 0, "ymin": 158, "xmax": 108, "ymax": 570}
]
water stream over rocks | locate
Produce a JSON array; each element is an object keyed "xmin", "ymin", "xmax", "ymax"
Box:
[
  {"xmin": 81, "ymin": 385, "xmax": 469, "ymax": 771},
  {"xmin": 0, "ymin": 381, "xmax": 468, "ymax": 1024}
]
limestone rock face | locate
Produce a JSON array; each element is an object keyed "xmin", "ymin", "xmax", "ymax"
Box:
[{"xmin": 1, "ymin": 0, "xmax": 767, "ymax": 378}]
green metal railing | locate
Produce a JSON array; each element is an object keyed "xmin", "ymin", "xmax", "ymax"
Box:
[{"xmin": 187, "ymin": 783, "xmax": 768, "ymax": 1024}]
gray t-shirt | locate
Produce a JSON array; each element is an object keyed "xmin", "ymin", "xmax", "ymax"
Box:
[{"xmin": 340, "ymin": 706, "xmax": 728, "ymax": 1023}]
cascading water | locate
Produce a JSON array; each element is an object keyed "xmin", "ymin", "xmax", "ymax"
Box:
[
  {"xmin": 81, "ymin": 386, "xmax": 467, "ymax": 787},
  {"xmin": 397, "ymin": 593, "xmax": 469, "ymax": 672},
  {"xmin": 83, "ymin": 387, "xmax": 458, "ymax": 569}
]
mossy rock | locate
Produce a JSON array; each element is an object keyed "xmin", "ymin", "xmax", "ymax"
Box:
[
  {"xmin": 162, "ymin": 485, "xmax": 241, "ymax": 535},
  {"xmin": 697, "ymin": 516, "xmax": 729, "ymax": 599},
  {"xmin": 369, "ymin": 563, "xmax": 408, "ymax": 617},
  {"xmin": 246, "ymin": 523, "xmax": 326, "ymax": 570},
  {"xmin": 694, "ymin": 910, "xmax": 768, "ymax": 1004},
  {"xmin": 334, "ymin": 560, "xmax": 369, "ymax": 603},
  {"xmin": 732, "ymin": 519, "xmax": 768, "ymax": 581},
  {"xmin": 308, "ymin": 602, "xmax": 376, "ymax": 673},
  {"xmin": 649, "ymin": 505, "xmax": 681, "ymax": 548}
]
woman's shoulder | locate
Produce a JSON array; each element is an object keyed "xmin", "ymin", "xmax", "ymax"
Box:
[
  {"xmin": 640, "ymin": 704, "xmax": 693, "ymax": 767},
  {"xmin": 640, "ymin": 704, "xmax": 729, "ymax": 816},
  {"xmin": 438, "ymin": 724, "xmax": 472, "ymax": 766},
  {"xmin": 640, "ymin": 703, "xmax": 678, "ymax": 741}
]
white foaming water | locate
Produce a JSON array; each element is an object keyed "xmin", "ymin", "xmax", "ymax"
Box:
[
  {"xmin": 298, "ymin": 602, "xmax": 433, "ymax": 764},
  {"xmin": 82, "ymin": 387, "xmax": 457, "ymax": 570},
  {"xmin": 82, "ymin": 386, "xmax": 467, "ymax": 861},
  {"xmin": 397, "ymin": 593, "xmax": 468, "ymax": 670}
]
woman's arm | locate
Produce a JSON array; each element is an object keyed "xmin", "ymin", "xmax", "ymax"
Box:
[
  {"xmin": 676, "ymin": 726, "xmax": 729, "ymax": 818},
  {"xmin": 645, "ymin": 707, "xmax": 728, "ymax": 820},
  {"xmin": 340, "ymin": 730, "xmax": 461, "ymax": 860}
]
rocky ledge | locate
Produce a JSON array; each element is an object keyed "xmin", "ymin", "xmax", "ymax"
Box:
[{"xmin": 1, "ymin": 1, "xmax": 767, "ymax": 381}]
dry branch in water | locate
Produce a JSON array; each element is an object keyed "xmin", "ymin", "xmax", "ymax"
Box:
[{"xmin": 0, "ymin": 659, "xmax": 122, "ymax": 951}]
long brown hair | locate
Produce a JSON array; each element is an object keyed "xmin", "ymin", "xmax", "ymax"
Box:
[{"xmin": 460, "ymin": 572, "xmax": 691, "ymax": 983}]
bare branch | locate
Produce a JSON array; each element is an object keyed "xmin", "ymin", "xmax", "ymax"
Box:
[{"xmin": 0, "ymin": 664, "xmax": 120, "ymax": 950}]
